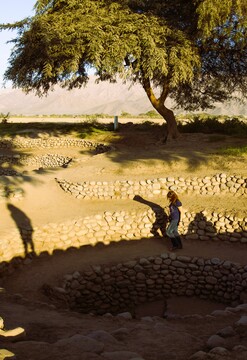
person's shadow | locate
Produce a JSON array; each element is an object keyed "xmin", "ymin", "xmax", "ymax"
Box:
[
  {"xmin": 187, "ymin": 211, "xmax": 217, "ymax": 237},
  {"xmin": 133, "ymin": 195, "xmax": 169, "ymax": 237},
  {"xmin": 7, "ymin": 203, "xmax": 35, "ymax": 256}
]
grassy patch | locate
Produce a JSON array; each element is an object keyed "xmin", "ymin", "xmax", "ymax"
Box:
[
  {"xmin": 216, "ymin": 146, "xmax": 247, "ymax": 156},
  {"xmin": 0, "ymin": 121, "xmax": 113, "ymax": 139},
  {"xmin": 178, "ymin": 115, "xmax": 247, "ymax": 137},
  {"xmin": 1, "ymin": 114, "xmax": 247, "ymax": 141}
]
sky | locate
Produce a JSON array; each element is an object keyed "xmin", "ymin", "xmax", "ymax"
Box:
[{"xmin": 0, "ymin": 0, "xmax": 35, "ymax": 87}]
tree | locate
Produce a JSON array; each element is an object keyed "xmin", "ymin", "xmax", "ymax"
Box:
[{"xmin": 1, "ymin": 0, "xmax": 246, "ymax": 140}]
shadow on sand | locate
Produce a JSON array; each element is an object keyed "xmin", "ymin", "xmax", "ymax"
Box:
[{"xmin": 7, "ymin": 203, "xmax": 35, "ymax": 256}]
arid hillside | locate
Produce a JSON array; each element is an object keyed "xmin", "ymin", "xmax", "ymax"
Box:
[{"xmin": 1, "ymin": 76, "xmax": 247, "ymax": 116}]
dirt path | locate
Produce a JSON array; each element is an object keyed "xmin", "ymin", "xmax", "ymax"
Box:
[
  {"xmin": 3, "ymin": 235, "xmax": 246, "ymax": 303},
  {"xmin": 0, "ymin": 128, "xmax": 247, "ymax": 360},
  {"xmin": 1, "ymin": 130, "xmax": 246, "ymax": 302}
]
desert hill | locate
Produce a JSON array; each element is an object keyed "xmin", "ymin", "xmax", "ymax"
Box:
[{"xmin": 0, "ymin": 76, "xmax": 247, "ymax": 116}]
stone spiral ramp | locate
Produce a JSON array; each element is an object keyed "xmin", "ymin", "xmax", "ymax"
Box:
[{"xmin": 0, "ymin": 131, "xmax": 246, "ymax": 360}]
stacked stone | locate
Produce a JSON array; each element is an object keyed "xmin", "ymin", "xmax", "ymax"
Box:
[
  {"xmin": 20, "ymin": 154, "xmax": 72, "ymax": 168},
  {"xmin": 52, "ymin": 254, "xmax": 247, "ymax": 315},
  {"xmin": 0, "ymin": 137, "xmax": 111, "ymax": 151},
  {"xmin": 0, "ymin": 140, "xmax": 12, "ymax": 149},
  {"xmin": 0, "ymin": 154, "xmax": 20, "ymax": 176},
  {"xmin": 0, "ymin": 153, "xmax": 72, "ymax": 175},
  {"xmin": 56, "ymin": 173, "xmax": 247, "ymax": 199},
  {"xmin": 180, "ymin": 210, "xmax": 247, "ymax": 243},
  {"xmin": 0, "ymin": 208, "xmax": 246, "ymax": 266},
  {"xmin": 0, "ymin": 169, "xmax": 18, "ymax": 176},
  {"xmin": 0, "ymin": 154, "xmax": 21, "ymax": 165}
]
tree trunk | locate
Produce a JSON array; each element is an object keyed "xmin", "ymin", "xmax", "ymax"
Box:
[
  {"xmin": 141, "ymin": 77, "xmax": 179, "ymax": 142},
  {"xmin": 155, "ymin": 104, "xmax": 179, "ymax": 142}
]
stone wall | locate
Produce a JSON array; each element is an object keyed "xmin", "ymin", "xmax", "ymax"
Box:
[
  {"xmin": 0, "ymin": 137, "xmax": 111, "ymax": 199},
  {"xmin": 56, "ymin": 173, "xmax": 247, "ymax": 199},
  {"xmin": 0, "ymin": 208, "xmax": 246, "ymax": 267},
  {"xmin": 0, "ymin": 137, "xmax": 111, "ymax": 151},
  {"xmin": 0, "ymin": 154, "xmax": 72, "ymax": 174},
  {"xmin": 49, "ymin": 253, "xmax": 247, "ymax": 315},
  {"xmin": 1, "ymin": 136, "xmax": 246, "ymax": 318}
]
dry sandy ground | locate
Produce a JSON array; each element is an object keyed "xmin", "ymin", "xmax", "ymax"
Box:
[{"xmin": 0, "ymin": 124, "xmax": 247, "ymax": 360}]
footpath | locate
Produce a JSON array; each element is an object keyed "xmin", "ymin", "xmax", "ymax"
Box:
[
  {"xmin": 2, "ymin": 227, "xmax": 247, "ymax": 303},
  {"xmin": 0, "ymin": 151, "xmax": 246, "ymax": 303}
]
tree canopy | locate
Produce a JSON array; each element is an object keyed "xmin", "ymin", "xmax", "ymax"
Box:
[{"xmin": 1, "ymin": 0, "xmax": 246, "ymax": 139}]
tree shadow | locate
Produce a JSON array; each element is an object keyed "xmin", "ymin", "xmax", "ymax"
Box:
[
  {"xmin": 133, "ymin": 195, "xmax": 169, "ymax": 237},
  {"xmin": 0, "ymin": 133, "xmax": 63, "ymax": 203},
  {"xmin": 2, "ymin": 121, "xmax": 240, "ymax": 173},
  {"xmin": 84, "ymin": 124, "xmax": 220, "ymax": 172},
  {"xmin": 7, "ymin": 203, "xmax": 35, "ymax": 256},
  {"xmin": 0, "ymin": 136, "xmax": 43, "ymax": 200},
  {"xmin": 0, "ymin": 121, "xmax": 110, "ymax": 139}
]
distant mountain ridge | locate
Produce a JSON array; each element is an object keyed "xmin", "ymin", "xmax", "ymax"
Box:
[{"xmin": 0, "ymin": 76, "xmax": 246, "ymax": 116}]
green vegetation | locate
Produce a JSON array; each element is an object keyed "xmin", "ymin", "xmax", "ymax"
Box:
[
  {"xmin": 2, "ymin": 111, "xmax": 163, "ymax": 120},
  {"xmin": 0, "ymin": 121, "xmax": 113, "ymax": 139},
  {"xmin": 0, "ymin": 114, "xmax": 246, "ymax": 139},
  {"xmin": 138, "ymin": 110, "xmax": 162, "ymax": 119},
  {"xmin": 178, "ymin": 116, "xmax": 247, "ymax": 136},
  {"xmin": 1, "ymin": 0, "xmax": 246, "ymax": 140},
  {"xmin": 216, "ymin": 146, "xmax": 247, "ymax": 156},
  {"xmin": 120, "ymin": 112, "xmax": 132, "ymax": 118},
  {"xmin": 0, "ymin": 112, "xmax": 10, "ymax": 124}
]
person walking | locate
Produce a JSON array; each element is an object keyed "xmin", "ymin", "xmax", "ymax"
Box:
[{"xmin": 166, "ymin": 190, "xmax": 183, "ymax": 251}]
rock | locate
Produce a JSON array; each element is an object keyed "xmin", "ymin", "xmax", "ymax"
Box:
[
  {"xmin": 0, "ymin": 349, "xmax": 16, "ymax": 359},
  {"xmin": 87, "ymin": 330, "xmax": 119, "ymax": 344},
  {"xmin": 0, "ymin": 317, "xmax": 4, "ymax": 329},
  {"xmin": 116, "ymin": 312, "xmax": 132, "ymax": 319},
  {"xmin": 235, "ymin": 304, "xmax": 247, "ymax": 311},
  {"xmin": 55, "ymin": 334, "xmax": 104, "ymax": 354},
  {"xmin": 140, "ymin": 316, "xmax": 153, "ymax": 322},
  {"xmin": 0, "ymin": 327, "xmax": 26, "ymax": 342},
  {"xmin": 189, "ymin": 350, "xmax": 208, "ymax": 359},
  {"xmin": 102, "ymin": 351, "xmax": 143, "ymax": 360},
  {"xmin": 232, "ymin": 345, "xmax": 247, "ymax": 352},
  {"xmin": 236, "ymin": 315, "xmax": 247, "ymax": 326},
  {"xmin": 211, "ymin": 310, "xmax": 230, "ymax": 316},
  {"xmin": 111, "ymin": 328, "xmax": 129, "ymax": 341},
  {"xmin": 217, "ymin": 326, "xmax": 236, "ymax": 337},
  {"xmin": 206, "ymin": 334, "xmax": 227, "ymax": 349},
  {"xmin": 235, "ymin": 315, "xmax": 247, "ymax": 335},
  {"xmin": 209, "ymin": 347, "xmax": 229, "ymax": 355}
]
